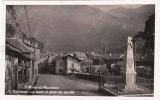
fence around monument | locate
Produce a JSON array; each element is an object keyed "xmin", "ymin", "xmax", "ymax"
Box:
[
  {"xmin": 136, "ymin": 77, "xmax": 153, "ymax": 91},
  {"xmin": 103, "ymin": 76, "xmax": 153, "ymax": 95}
]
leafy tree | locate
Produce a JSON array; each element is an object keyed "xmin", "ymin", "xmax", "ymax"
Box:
[{"xmin": 133, "ymin": 14, "xmax": 155, "ymax": 55}]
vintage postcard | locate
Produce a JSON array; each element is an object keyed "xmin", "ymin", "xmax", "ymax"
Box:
[{"xmin": 0, "ymin": 1, "xmax": 160, "ymax": 100}]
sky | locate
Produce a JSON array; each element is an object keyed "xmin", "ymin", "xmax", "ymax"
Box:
[
  {"xmin": 90, "ymin": 5, "xmax": 144, "ymax": 11},
  {"xmin": 13, "ymin": 5, "xmax": 155, "ymax": 52}
]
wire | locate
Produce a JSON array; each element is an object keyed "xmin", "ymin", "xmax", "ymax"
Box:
[{"xmin": 24, "ymin": 5, "xmax": 31, "ymax": 38}]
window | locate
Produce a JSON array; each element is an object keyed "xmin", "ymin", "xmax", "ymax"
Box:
[
  {"xmin": 72, "ymin": 63, "xmax": 74, "ymax": 69},
  {"xmin": 60, "ymin": 62, "xmax": 62, "ymax": 66},
  {"xmin": 71, "ymin": 63, "xmax": 74, "ymax": 73},
  {"xmin": 59, "ymin": 69, "xmax": 62, "ymax": 72}
]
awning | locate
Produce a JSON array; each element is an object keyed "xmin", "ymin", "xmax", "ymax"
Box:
[{"xmin": 6, "ymin": 38, "xmax": 33, "ymax": 53}]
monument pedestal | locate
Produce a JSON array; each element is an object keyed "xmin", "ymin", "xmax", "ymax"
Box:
[
  {"xmin": 124, "ymin": 73, "xmax": 137, "ymax": 91},
  {"xmin": 121, "ymin": 72, "xmax": 137, "ymax": 91}
]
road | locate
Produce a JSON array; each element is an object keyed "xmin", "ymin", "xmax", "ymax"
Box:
[{"xmin": 35, "ymin": 74, "xmax": 105, "ymax": 96}]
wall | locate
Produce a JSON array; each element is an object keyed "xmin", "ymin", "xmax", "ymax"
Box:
[
  {"xmin": 5, "ymin": 57, "xmax": 18, "ymax": 94},
  {"xmin": 38, "ymin": 59, "xmax": 50, "ymax": 74},
  {"xmin": 66, "ymin": 57, "xmax": 81, "ymax": 74},
  {"xmin": 55, "ymin": 58, "xmax": 66, "ymax": 74},
  {"xmin": 35, "ymin": 48, "xmax": 40, "ymax": 59}
]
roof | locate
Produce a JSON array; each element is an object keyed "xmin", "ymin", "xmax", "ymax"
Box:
[
  {"xmin": 101, "ymin": 53, "xmax": 122, "ymax": 60},
  {"xmin": 64, "ymin": 55, "xmax": 83, "ymax": 62},
  {"xmin": 52, "ymin": 55, "xmax": 62, "ymax": 62},
  {"xmin": 52, "ymin": 55, "xmax": 83, "ymax": 62},
  {"xmin": 134, "ymin": 54, "xmax": 154, "ymax": 62},
  {"xmin": 75, "ymin": 52, "xmax": 87, "ymax": 58},
  {"xmin": 68, "ymin": 52, "xmax": 87, "ymax": 59},
  {"xmin": 114, "ymin": 61, "xmax": 123, "ymax": 66},
  {"xmin": 91, "ymin": 52, "xmax": 100, "ymax": 57},
  {"xmin": 92, "ymin": 65, "xmax": 108, "ymax": 73},
  {"xmin": 24, "ymin": 42, "xmax": 39, "ymax": 49},
  {"xmin": 86, "ymin": 52, "xmax": 94, "ymax": 60},
  {"xmin": 101, "ymin": 53, "xmax": 153, "ymax": 62},
  {"xmin": 6, "ymin": 38, "xmax": 33, "ymax": 53}
]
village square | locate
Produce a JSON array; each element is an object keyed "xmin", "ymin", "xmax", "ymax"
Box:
[{"xmin": 5, "ymin": 5, "xmax": 154, "ymax": 96}]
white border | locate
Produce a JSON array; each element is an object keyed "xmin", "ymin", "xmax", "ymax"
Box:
[
  {"xmin": 0, "ymin": 0, "xmax": 157, "ymax": 5},
  {"xmin": 1, "ymin": 1, "xmax": 160, "ymax": 100}
]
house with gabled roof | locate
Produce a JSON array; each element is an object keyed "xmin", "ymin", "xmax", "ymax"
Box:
[{"xmin": 51, "ymin": 55, "xmax": 83, "ymax": 74}]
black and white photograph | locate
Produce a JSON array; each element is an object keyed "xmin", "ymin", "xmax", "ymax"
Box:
[{"xmin": 5, "ymin": 4, "xmax": 155, "ymax": 96}]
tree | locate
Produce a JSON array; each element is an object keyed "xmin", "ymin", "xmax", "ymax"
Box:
[
  {"xmin": 133, "ymin": 14, "xmax": 155, "ymax": 55},
  {"xmin": 6, "ymin": 6, "xmax": 18, "ymax": 38}
]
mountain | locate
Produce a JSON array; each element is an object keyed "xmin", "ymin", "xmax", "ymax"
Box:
[{"xmin": 14, "ymin": 5, "xmax": 155, "ymax": 52}]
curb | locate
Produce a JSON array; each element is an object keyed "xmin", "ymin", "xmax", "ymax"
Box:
[{"xmin": 98, "ymin": 86, "xmax": 117, "ymax": 96}]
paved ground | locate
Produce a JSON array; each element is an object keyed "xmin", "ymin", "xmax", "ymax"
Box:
[{"xmin": 36, "ymin": 74, "xmax": 105, "ymax": 96}]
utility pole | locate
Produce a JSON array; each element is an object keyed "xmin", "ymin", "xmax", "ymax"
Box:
[
  {"xmin": 24, "ymin": 5, "xmax": 36, "ymax": 79},
  {"xmin": 24, "ymin": 5, "xmax": 31, "ymax": 38},
  {"xmin": 134, "ymin": 40, "xmax": 136, "ymax": 74},
  {"xmin": 89, "ymin": 42, "xmax": 92, "ymax": 74},
  {"xmin": 99, "ymin": 39, "xmax": 109, "ymax": 86},
  {"xmin": 24, "ymin": 5, "xmax": 36, "ymax": 59},
  {"xmin": 99, "ymin": 40, "xmax": 102, "ymax": 86}
]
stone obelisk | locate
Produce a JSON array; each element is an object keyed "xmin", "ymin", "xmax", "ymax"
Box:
[{"xmin": 123, "ymin": 37, "xmax": 137, "ymax": 90}]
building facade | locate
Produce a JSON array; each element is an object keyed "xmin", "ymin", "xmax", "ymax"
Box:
[{"xmin": 51, "ymin": 55, "xmax": 82, "ymax": 74}]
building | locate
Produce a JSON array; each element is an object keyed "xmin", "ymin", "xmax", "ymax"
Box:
[
  {"xmin": 90, "ymin": 65, "xmax": 108, "ymax": 76},
  {"xmin": 68, "ymin": 52, "xmax": 94, "ymax": 74},
  {"xmin": 90, "ymin": 51, "xmax": 100, "ymax": 58},
  {"xmin": 23, "ymin": 37, "xmax": 41, "ymax": 60},
  {"xmin": 23, "ymin": 37, "xmax": 41, "ymax": 80},
  {"xmin": 68, "ymin": 52, "xmax": 88, "ymax": 61},
  {"xmin": 51, "ymin": 55, "xmax": 82, "ymax": 74},
  {"xmin": 6, "ymin": 38, "xmax": 33, "ymax": 92}
]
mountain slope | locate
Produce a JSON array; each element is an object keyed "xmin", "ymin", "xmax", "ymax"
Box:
[{"xmin": 14, "ymin": 5, "xmax": 155, "ymax": 52}]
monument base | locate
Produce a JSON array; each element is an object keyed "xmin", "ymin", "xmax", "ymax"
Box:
[
  {"xmin": 124, "ymin": 84, "xmax": 137, "ymax": 91},
  {"xmin": 121, "ymin": 84, "xmax": 137, "ymax": 92},
  {"xmin": 121, "ymin": 73, "xmax": 137, "ymax": 91}
]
